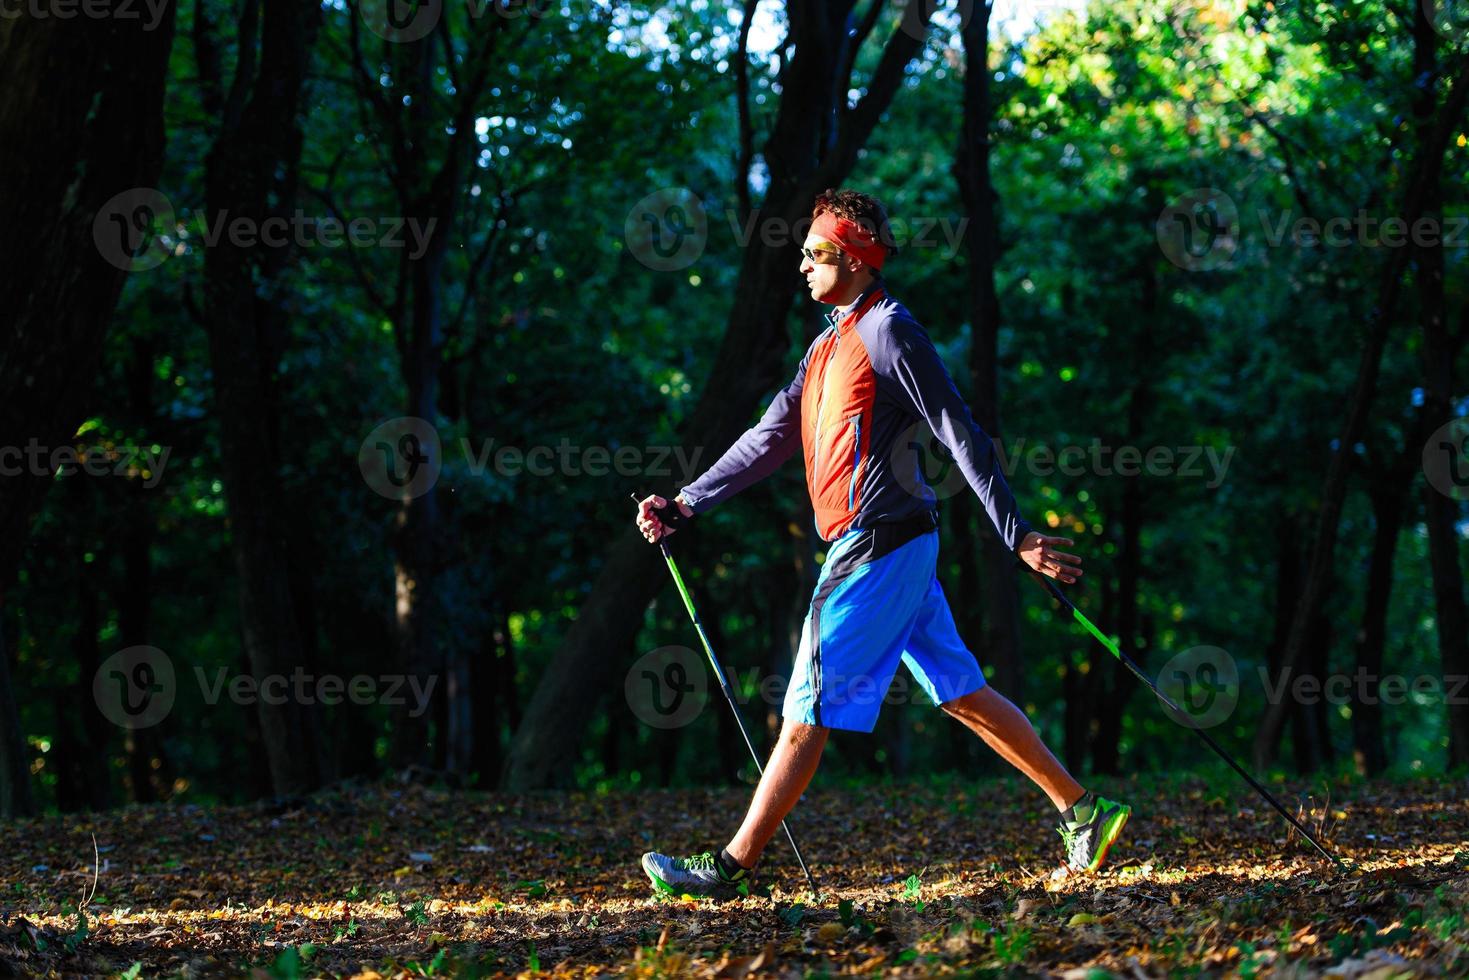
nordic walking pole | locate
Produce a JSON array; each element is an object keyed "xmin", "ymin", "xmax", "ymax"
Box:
[
  {"xmin": 631, "ymin": 493, "xmax": 820, "ymax": 895},
  {"xmin": 1023, "ymin": 567, "xmax": 1352, "ymax": 873}
]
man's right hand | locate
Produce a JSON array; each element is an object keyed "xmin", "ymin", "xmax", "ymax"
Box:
[{"xmin": 636, "ymin": 494, "xmax": 694, "ymax": 543}]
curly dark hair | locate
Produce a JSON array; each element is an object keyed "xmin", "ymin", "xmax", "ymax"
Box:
[{"xmin": 811, "ymin": 188, "xmax": 899, "ymax": 266}]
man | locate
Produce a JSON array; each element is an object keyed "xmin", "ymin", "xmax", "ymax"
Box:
[{"xmin": 634, "ymin": 188, "xmax": 1129, "ymax": 897}]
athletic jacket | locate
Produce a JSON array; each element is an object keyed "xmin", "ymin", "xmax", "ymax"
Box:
[{"xmin": 679, "ymin": 284, "xmax": 1034, "ymax": 549}]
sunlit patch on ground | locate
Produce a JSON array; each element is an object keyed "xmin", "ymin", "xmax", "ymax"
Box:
[{"xmin": 1, "ymin": 775, "xmax": 1465, "ymax": 976}]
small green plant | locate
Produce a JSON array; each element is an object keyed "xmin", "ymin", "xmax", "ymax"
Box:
[
  {"xmin": 1237, "ymin": 940, "xmax": 1268, "ymax": 979},
  {"xmin": 117, "ymin": 964, "xmax": 143, "ymax": 980},
  {"xmin": 778, "ymin": 903, "xmax": 806, "ymax": 927},
  {"xmin": 512, "ymin": 878, "xmax": 547, "ymax": 898},
  {"xmin": 407, "ymin": 948, "xmax": 448, "ymax": 976},
  {"xmin": 404, "ymin": 901, "xmax": 429, "ymax": 926},
  {"xmin": 59, "ymin": 904, "xmax": 90, "ymax": 954},
  {"xmin": 993, "ymin": 922, "xmax": 1033, "ymax": 966},
  {"xmin": 837, "ymin": 898, "xmax": 876, "ymax": 937},
  {"xmin": 901, "ymin": 874, "xmax": 927, "ymax": 912},
  {"xmin": 332, "ymin": 919, "xmax": 360, "ymax": 941},
  {"xmin": 267, "ymin": 944, "xmax": 316, "ymax": 980}
]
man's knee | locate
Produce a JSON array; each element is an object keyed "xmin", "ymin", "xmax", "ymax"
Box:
[
  {"xmin": 780, "ymin": 718, "xmax": 828, "ymax": 745},
  {"xmin": 940, "ymin": 686, "xmax": 990, "ymax": 719}
]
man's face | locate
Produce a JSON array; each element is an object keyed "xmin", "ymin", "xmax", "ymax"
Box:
[{"xmin": 800, "ymin": 235, "xmax": 853, "ymax": 303}]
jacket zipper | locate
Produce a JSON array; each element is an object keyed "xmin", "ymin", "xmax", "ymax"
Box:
[
  {"xmin": 847, "ymin": 415, "xmax": 862, "ymax": 510},
  {"xmin": 811, "ymin": 325, "xmax": 840, "ymax": 471}
]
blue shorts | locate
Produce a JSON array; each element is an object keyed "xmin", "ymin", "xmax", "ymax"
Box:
[{"xmin": 782, "ymin": 514, "xmax": 986, "ymax": 732}]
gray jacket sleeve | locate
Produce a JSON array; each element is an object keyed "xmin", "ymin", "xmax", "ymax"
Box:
[
  {"xmin": 677, "ymin": 347, "xmax": 811, "ymax": 514},
  {"xmin": 873, "ymin": 316, "xmax": 1034, "ymax": 552}
]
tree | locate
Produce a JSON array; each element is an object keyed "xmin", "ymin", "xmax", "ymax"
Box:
[
  {"xmin": 196, "ymin": 0, "xmax": 329, "ymax": 795},
  {"xmin": 0, "ymin": 0, "xmax": 179, "ymax": 816},
  {"xmin": 504, "ymin": 0, "xmax": 942, "ymax": 789},
  {"xmin": 954, "ymin": 0, "xmax": 1024, "ymax": 702}
]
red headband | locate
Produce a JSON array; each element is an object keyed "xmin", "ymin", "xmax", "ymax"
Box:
[{"xmin": 810, "ymin": 211, "xmax": 888, "ymax": 270}]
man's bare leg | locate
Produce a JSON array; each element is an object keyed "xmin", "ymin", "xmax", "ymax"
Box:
[
  {"xmin": 941, "ymin": 685, "xmax": 1083, "ymax": 811},
  {"xmin": 724, "ymin": 718, "xmax": 829, "ymax": 868}
]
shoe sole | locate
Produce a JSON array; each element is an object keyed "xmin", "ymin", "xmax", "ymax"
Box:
[
  {"xmin": 1084, "ymin": 805, "xmax": 1131, "ymax": 873},
  {"xmin": 642, "ymin": 854, "xmax": 678, "ymax": 896}
]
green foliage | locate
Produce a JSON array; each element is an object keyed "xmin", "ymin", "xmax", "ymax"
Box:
[
  {"xmin": 11, "ymin": 0, "xmax": 1465, "ymax": 813},
  {"xmin": 992, "ymin": 922, "xmax": 1034, "ymax": 966},
  {"xmin": 777, "ymin": 903, "xmax": 807, "ymax": 927}
]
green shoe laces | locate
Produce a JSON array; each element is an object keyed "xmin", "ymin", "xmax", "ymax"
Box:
[{"xmin": 678, "ymin": 851, "xmax": 716, "ymax": 872}]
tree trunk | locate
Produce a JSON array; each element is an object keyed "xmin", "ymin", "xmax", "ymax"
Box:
[
  {"xmin": 1411, "ymin": 10, "xmax": 1469, "ymax": 768},
  {"xmin": 504, "ymin": 0, "xmax": 939, "ymax": 789},
  {"xmin": 0, "ymin": 0, "xmax": 177, "ymax": 820},
  {"xmin": 1091, "ymin": 259, "xmax": 1154, "ymax": 774},
  {"xmin": 955, "ymin": 0, "xmax": 1023, "ymax": 704},
  {"xmin": 1253, "ymin": 52, "xmax": 1469, "ymax": 769},
  {"xmin": 200, "ymin": 0, "xmax": 325, "ymax": 797},
  {"xmin": 1352, "ymin": 418, "xmax": 1423, "ymax": 776}
]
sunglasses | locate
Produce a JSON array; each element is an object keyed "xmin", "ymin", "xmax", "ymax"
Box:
[{"xmin": 800, "ymin": 245, "xmax": 843, "ymax": 263}]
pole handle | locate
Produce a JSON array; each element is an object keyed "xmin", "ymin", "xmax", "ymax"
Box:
[{"xmin": 629, "ymin": 490, "xmax": 688, "ymax": 531}]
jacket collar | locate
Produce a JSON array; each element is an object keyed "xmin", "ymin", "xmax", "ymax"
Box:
[{"xmin": 825, "ymin": 280, "xmax": 885, "ymax": 333}]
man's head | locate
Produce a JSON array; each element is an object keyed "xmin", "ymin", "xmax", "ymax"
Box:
[{"xmin": 801, "ymin": 188, "xmax": 898, "ymax": 307}]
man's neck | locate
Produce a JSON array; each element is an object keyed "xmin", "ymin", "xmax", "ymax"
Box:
[{"xmin": 831, "ymin": 277, "xmax": 879, "ymax": 315}]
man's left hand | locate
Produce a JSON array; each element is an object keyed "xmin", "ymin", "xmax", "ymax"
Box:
[{"xmin": 1017, "ymin": 532, "xmax": 1083, "ymax": 585}]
